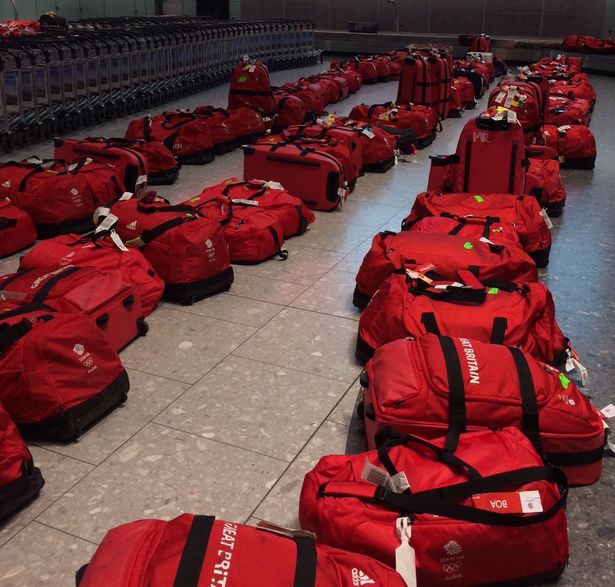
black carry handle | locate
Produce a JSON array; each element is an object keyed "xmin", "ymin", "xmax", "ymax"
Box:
[
  {"xmin": 0, "ymin": 319, "xmax": 33, "ymax": 354},
  {"xmin": 0, "ymin": 217, "xmax": 18, "ymax": 230},
  {"xmin": 136, "ymin": 203, "xmax": 197, "ymax": 215}
]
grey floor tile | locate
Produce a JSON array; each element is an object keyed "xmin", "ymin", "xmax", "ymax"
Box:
[
  {"xmin": 233, "ymin": 307, "xmax": 362, "ymax": 383},
  {"xmin": 292, "ymin": 219, "xmax": 375, "ymax": 254},
  {"xmin": 0, "ymin": 523, "xmax": 96, "ymax": 587},
  {"xmin": 155, "ymin": 356, "xmax": 348, "ymax": 461},
  {"xmin": 171, "ymin": 292, "xmax": 284, "ymax": 328},
  {"xmin": 233, "ymin": 243, "xmax": 346, "ymax": 286},
  {"xmin": 120, "ymin": 306, "xmax": 257, "ymax": 384},
  {"xmin": 35, "ymin": 369, "xmax": 190, "ymax": 465},
  {"xmin": 327, "ymin": 201, "xmax": 404, "ymax": 229},
  {"xmin": 0, "ymin": 448, "xmax": 93, "ymax": 548},
  {"xmin": 332, "ymin": 240, "xmax": 372, "ymax": 275},
  {"xmin": 291, "ymin": 269, "xmax": 362, "ymax": 320},
  {"xmin": 253, "ymin": 420, "xmax": 365, "ymax": 528},
  {"xmin": 37, "ymin": 423, "xmax": 286, "ymax": 543},
  {"xmin": 225, "ymin": 273, "xmax": 308, "ymax": 305},
  {"xmin": 328, "ymin": 379, "xmax": 362, "ymax": 426}
]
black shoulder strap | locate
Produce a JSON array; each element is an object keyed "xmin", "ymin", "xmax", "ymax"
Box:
[
  {"xmin": 132, "ymin": 217, "xmax": 194, "ymax": 247},
  {"xmin": 293, "ymin": 536, "xmax": 317, "ymax": 587},
  {"xmin": 490, "ymin": 317, "xmax": 508, "ymax": 344},
  {"xmin": 0, "ymin": 217, "xmax": 18, "ymax": 230},
  {"xmin": 31, "ymin": 266, "xmax": 82, "ymax": 305},
  {"xmin": 0, "ymin": 319, "xmax": 33, "ymax": 354},
  {"xmin": 421, "ymin": 312, "xmax": 441, "ymax": 335},
  {"xmin": 173, "ymin": 515, "xmax": 215, "ymax": 587},
  {"xmin": 438, "ymin": 336, "xmax": 467, "ymax": 453}
]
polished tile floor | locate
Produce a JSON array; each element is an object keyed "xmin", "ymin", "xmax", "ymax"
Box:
[{"xmin": 0, "ymin": 62, "xmax": 613, "ymax": 586}]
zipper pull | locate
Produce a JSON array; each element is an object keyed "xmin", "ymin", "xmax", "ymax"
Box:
[{"xmin": 395, "ymin": 517, "xmax": 417, "ymax": 587}]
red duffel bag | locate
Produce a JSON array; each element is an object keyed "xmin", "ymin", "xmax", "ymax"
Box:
[
  {"xmin": 0, "ymin": 304, "xmax": 129, "ymax": 441},
  {"xmin": 124, "ymin": 112, "xmax": 215, "ymax": 165},
  {"xmin": 0, "ymin": 199, "xmax": 36, "ymax": 258},
  {"xmin": 181, "ymin": 189, "xmax": 288, "ymax": 264},
  {"xmin": 525, "ymin": 158, "xmax": 567, "ymax": 217},
  {"xmin": 362, "ymin": 335, "xmax": 605, "ymax": 485},
  {"xmin": 335, "ymin": 118, "xmax": 397, "ymax": 173},
  {"xmin": 353, "ymin": 231, "xmax": 538, "ymax": 309},
  {"xmin": 330, "ymin": 63, "xmax": 362, "ymax": 93},
  {"xmin": 110, "ymin": 195, "xmax": 234, "ymax": 305},
  {"xmin": 0, "ymin": 158, "xmax": 123, "ymax": 238},
  {"xmin": 352, "ymin": 57, "xmax": 379, "ymax": 84},
  {"xmin": 0, "ymin": 402, "xmax": 44, "ymax": 522},
  {"xmin": 228, "ymin": 59, "xmax": 275, "ymax": 115},
  {"xmin": 19, "ymin": 231, "xmax": 164, "ymax": 316},
  {"xmin": 194, "ymin": 178, "xmax": 315, "ymax": 239},
  {"xmin": 546, "ymin": 95, "xmax": 592, "ymax": 126},
  {"xmin": 356, "ymin": 272, "xmax": 579, "ymax": 371},
  {"xmin": 404, "ymin": 191, "xmax": 553, "ymax": 267},
  {"xmin": 300, "ymin": 427, "xmax": 569, "ymax": 587},
  {"xmin": 54, "ymin": 137, "xmax": 150, "ymax": 195},
  {"xmin": 195, "ymin": 106, "xmax": 267, "ymax": 144},
  {"xmin": 549, "ymin": 80, "xmax": 596, "ymax": 105},
  {"xmin": 272, "ymin": 92, "xmax": 308, "ymax": 130},
  {"xmin": 541, "ymin": 124, "xmax": 596, "ymax": 169},
  {"xmin": 0, "ymin": 264, "xmax": 147, "ymax": 352},
  {"xmin": 76, "ymin": 514, "xmax": 408, "ymax": 587}
]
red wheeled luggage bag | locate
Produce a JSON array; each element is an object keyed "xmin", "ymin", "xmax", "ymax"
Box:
[
  {"xmin": 110, "ymin": 196, "xmax": 234, "ymax": 305},
  {"xmin": 300, "ymin": 428, "xmax": 569, "ymax": 587},
  {"xmin": 356, "ymin": 273, "xmax": 575, "ymax": 368},
  {"xmin": 362, "ymin": 335, "xmax": 605, "ymax": 485},
  {"xmin": 228, "ymin": 60, "xmax": 275, "ymax": 115},
  {"xmin": 0, "ymin": 304, "xmax": 129, "ymax": 441},
  {"xmin": 489, "ymin": 83, "xmax": 544, "ymax": 141},
  {"xmin": 54, "ymin": 138, "xmax": 149, "ymax": 195},
  {"xmin": 405, "ymin": 191, "xmax": 552, "ymax": 267},
  {"xmin": 243, "ymin": 141, "xmax": 350, "ymax": 211},
  {"xmin": 196, "ymin": 178, "xmax": 315, "ymax": 239},
  {"xmin": 470, "ymin": 33, "xmax": 491, "ymax": 52},
  {"xmin": 196, "ymin": 106, "xmax": 267, "ymax": 144},
  {"xmin": 124, "ymin": 113, "xmax": 215, "ymax": 165},
  {"xmin": 76, "ymin": 514, "xmax": 409, "ymax": 587},
  {"xmin": 353, "ymin": 230, "xmax": 538, "ymax": 309},
  {"xmin": 335, "ymin": 119, "xmax": 397, "ymax": 173},
  {"xmin": 0, "ymin": 199, "xmax": 36, "ymax": 258},
  {"xmin": 0, "ymin": 403, "xmax": 44, "ymax": 521},
  {"xmin": 19, "ymin": 232, "xmax": 164, "ymax": 316},
  {"xmin": 181, "ymin": 191, "xmax": 288, "ymax": 264},
  {"xmin": 541, "ymin": 124, "xmax": 596, "ymax": 169},
  {"xmin": 0, "ymin": 265, "xmax": 147, "ymax": 352},
  {"xmin": 0, "ymin": 159, "xmax": 123, "ymax": 238}
]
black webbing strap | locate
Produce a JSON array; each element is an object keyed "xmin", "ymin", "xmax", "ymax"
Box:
[
  {"xmin": 136, "ymin": 217, "xmax": 192, "ymax": 246},
  {"xmin": 292, "ymin": 536, "xmax": 318, "ymax": 587},
  {"xmin": 268, "ymin": 226, "xmax": 289, "ymax": 260},
  {"xmin": 438, "ymin": 336, "xmax": 467, "ymax": 453},
  {"xmin": 509, "ymin": 141, "xmax": 519, "ymax": 194},
  {"xmin": 295, "ymin": 205, "xmax": 308, "ymax": 233},
  {"xmin": 490, "ymin": 317, "xmax": 508, "ymax": 344},
  {"xmin": 31, "ymin": 266, "xmax": 82, "ymax": 305},
  {"xmin": 373, "ymin": 465, "xmax": 568, "ymax": 527},
  {"xmin": 0, "ymin": 319, "xmax": 33, "ymax": 354},
  {"xmin": 0, "ymin": 270, "xmax": 27, "ymax": 292},
  {"xmin": 448, "ymin": 218, "xmax": 466, "ymax": 235},
  {"xmin": 143, "ymin": 116, "xmax": 152, "ymax": 141},
  {"xmin": 421, "ymin": 312, "xmax": 441, "ymax": 335},
  {"xmin": 137, "ymin": 203, "xmax": 196, "ymax": 215},
  {"xmin": 463, "ymin": 138, "xmax": 472, "ymax": 192},
  {"xmin": 173, "ymin": 515, "xmax": 214, "ymax": 587},
  {"xmin": 508, "ymin": 346, "xmax": 542, "ymax": 452},
  {"xmin": 0, "ymin": 217, "xmax": 18, "ymax": 230}
]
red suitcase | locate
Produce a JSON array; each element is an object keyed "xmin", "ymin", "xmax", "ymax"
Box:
[
  {"xmin": 300, "ymin": 428, "xmax": 569, "ymax": 587},
  {"xmin": 353, "ymin": 230, "xmax": 538, "ymax": 309},
  {"xmin": 0, "ymin": 304, "xmax": 129, "ymax": 441},
  {"xmin": 54, "ymin": 138, "xmax": 149, "ymax": 195},
  {"xmin": 362, "ymin": 335, "xmax": 605, "ymax": 485},
  {"xmin": 469, "ymin": 33, "xmax": 491, "ymax": 52},
  {"xmin": 124, "ymin": 112, "xmax": 216, "ymax": 165},
  {"xmin": 541, "ymin": 124, "xmax": 596, "ymax": 169},
  {"xmin": 356, "ymin": 272, "xmax": 578, "ymax": 370},
  {"xmin": 0, "ymin": 402, "xmax": 44, "ymax": 521},
  {"xmin": 228, "ymin": 60, "xmax": 275, "ymax": 115},
  {"xmin": 0, "ymin": 199, "xmax": 36, "ymax": 258},
  {"xmin": 193, "ymin": 178, "xmax": 315, "ymax": 239},
  {"xmin": 0, "ymin": 265, "xmax": 147, "ymax": 351},
  {"xmin": 0, "ymin": 159, "xmax": 123, "ymax": 238},
  {"xmin": 110, "ymin": 195, "xmax": 234, "ymax": 305},
  {"xmin": 335, "ymin": 118, "xmax": 396, "ymax": 173},
  {"xmin": 243, "ymin": 140, "xmax": 350, "ymax": 211},
  {"xmin": 404, "ymin": 191, "xmax": 552, "ymax": 267},
  {"xmin": 19, "ymin": 232, "xmax": 164, "ymax": 316},
  {"xmin": 76, "ymin": 514, "xmax": 409, "ymax": 587}
]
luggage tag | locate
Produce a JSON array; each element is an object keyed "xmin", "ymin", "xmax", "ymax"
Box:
[
  {"xmin": 361, "ymin": 459, "xmax": 410, "ymax": 494},
  {"xmin": 599, "ymin": 404, "xmax": 615, "ymax": 453},
  {"xmin": 93, "ymin": 206, "xmax": 111, "ymax": 224},
  {"xmin": 395, "ymin": 517, "xmax": 418, "ymax": 587},
  {"xmin": 540, "ymin": 209, "xmax": 554, "ymax": 229},
  {"xmin": 95, "ymin": 212, "xmax": 119, "ymax": 235},
  {"xmin": 109, "ymin": 230, "xmax": 129, "ymax": 252},
  {"xmin": 231, "ymin": 198, "xmax": 259, "ymax": 206},
  {"xmin": 256, "ymin": 520, "xmax": 316, "ymax": 540},
  {"xmin": 565, "ymin": 348, "xmax": 589, "ymax": 386},
  {"xmin": 68, "ymin": 158, "xmax": 92, "ymax": 171},
  {"xmin": 136, "ymin": 174, "xmax": 148, "ymax": 187},
  {"xmin": 362, "ymin": 127, "xmax": 376, "ymax": 139},
  {"xmin": 472, "ymin": 490, "xmax": 543, "ymax": 514},
  {"xmin": 119, "ymin": 191, "xmax": 134, "ymax": 201},
  {"xmin": 263, "ymin": 180, "xmax": 284, "ymax": 190},
  {"xmin": 405, "ymin": 267, "xmax": 434, "ymax": 285}
]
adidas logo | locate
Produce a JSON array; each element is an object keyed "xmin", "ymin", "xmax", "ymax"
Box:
[
  {"xmin": 351, "ymin": 568, "xmax": 375, "ymax": 586},
  {"xmin": 72, "ymin": 344, "xmax": 85, "ymax": 356},
  {"xmin": 126, "ymin": 221, "xmax": 138, "ymax": 230}
]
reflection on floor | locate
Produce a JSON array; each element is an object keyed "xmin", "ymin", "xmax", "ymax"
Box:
[{"xmin": 0, "ymin": 63, "xmax": 613, "ymax": 586}]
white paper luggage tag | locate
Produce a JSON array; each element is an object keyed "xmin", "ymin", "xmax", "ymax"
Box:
[
  {"xmin": 95, "ymin": 212, "xmax": 119, "ymax": 234},
  {"xmin": 263, "ymin": 180, "xmax": 284, "ymax": 190},
  {"xmin": 540, "ymin": 209, "xmax": 554, "ymax": 229},
  {"xmin": 362, "ymin": 128, "xmax": 375, "ymax": 139},
  {"xmin": 600, "ymin": 405, "xmax": 615, "ymax": 453},
  {"xmin": 231, "ymin": 198, "xmax": 259, "ymax": 206},
  {"xmin": 119, "ymin": 191, "xmax": 134, "ymax": 201},
  {"xmin": 136, "ymin": 174, "xmax": 147, "ymax": 187},
  {"xmin": 361, "ymin": 460, "xmax": 410, "ymax": 494},
  {"xmin": 109, "ymin": 229, "xmax": 129, "ymax": 252},
  {"xmin": 395, "ymin": 517, "xmax": 417, "ymax": 587},
  {"xmin": 565, "ymin": 348, "xmax": 589, "ymax": 387},
  {"xmin": 93, "ymin": 207, "xmax": 111, "ymax": 224}
]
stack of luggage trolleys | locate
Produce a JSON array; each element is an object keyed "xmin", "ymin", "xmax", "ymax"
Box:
[{"xmin": 0, "ymin": 16, "xmax": 318, "ymax": 152}]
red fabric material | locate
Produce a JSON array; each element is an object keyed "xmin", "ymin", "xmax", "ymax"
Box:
[
  {"xmin": 228, "ymin": 61, "xmax": 274, "ymax": 114},
  {"xmin": 546, "ymin": 96, "xmax": 592, "ymax": 126},
  {"xmin": 273, "ymin": 93, "xmax": 307, "ymax": 128},
  {"xmin": 0, "ymin": 200, "xmax": 36, "ymax": 258},
  {"xmin": 0, "ymin": 404, "xmax": 34, "ymax": 491},
  {"xmin": 20, "ymin": 234, "xmax": 164, "ymax": 316},
  {"xmin": 195, "ymin": 106, "xmax": 267, "ymax": 142},
  {"xmin": 363, "ymin": 335, "xmax": 605, "ymax": 485},
  {"xmin": 525, "ymin": 159, "xmax": 567, "ymax": 208},
  {"xmin": 541, "ymin": 124, "xmax": 596, "ymax": 167},
  {"xmin": 334, "ymin": 119, "xmax": 396, "ymax": 171},
  {"xmin": 300, "ymin": 428, "xmax": 569, "ymax": 586}
]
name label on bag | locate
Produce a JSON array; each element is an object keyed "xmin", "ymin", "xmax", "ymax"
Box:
[{"xmin": 471, "ymin": 490, "xmax": 543, "ymax": 514}]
